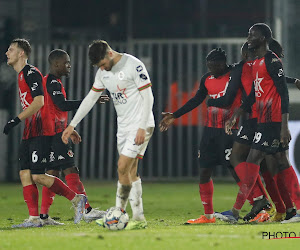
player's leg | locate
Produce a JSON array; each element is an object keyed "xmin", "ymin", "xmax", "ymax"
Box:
[
  {"xmin": 274, "ymin": 150, "xmax": 300, "ymax": 223},
  {"xmin": 12, "ymin": 140, "xmax": 42, "ymax": 228},
  {"xmin": 29, "ymin": 137, "xmax": 86, "ymax": 224},
  {"xmin": 186, "ymin": 127, "xmax": 217, "ymax": 224}
]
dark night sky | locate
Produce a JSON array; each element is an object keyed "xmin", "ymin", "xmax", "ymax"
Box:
[{"xmin": 51, "ymin": 0, "xmax": 266, "ymax": 40}]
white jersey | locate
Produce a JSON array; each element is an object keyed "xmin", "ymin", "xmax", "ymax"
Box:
[{"xmin": 92, "ymin": 54, "xmax": 155, "ymax": 131}]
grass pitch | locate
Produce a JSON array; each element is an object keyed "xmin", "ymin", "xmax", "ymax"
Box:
[{"xmin": 0, "ymin": 181, "xmax": 299, "ymax": 249}]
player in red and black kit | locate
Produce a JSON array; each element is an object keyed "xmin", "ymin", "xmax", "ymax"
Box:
[
  {"xmin": 220, "ymin": 23, "xmax": 300, "ymax": 223},
  {"xmin": 3, "ymin": 39, "xmax": 86, "ymax": 228},
  {"xmin": 208, "ymin": 42, "xmax": 299, "ymax": 222},
  {"xmin": 159, "ymin": 48, "xmax": 244, "ymax": 224},
  {"xmin": 40, "ymin": 49, "xmax": 109, "ymax": 224}
]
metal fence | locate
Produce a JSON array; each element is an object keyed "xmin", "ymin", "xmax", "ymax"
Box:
[{"xmin": 7, "ymin": 38, "xmax": 247, "ymax": 181}]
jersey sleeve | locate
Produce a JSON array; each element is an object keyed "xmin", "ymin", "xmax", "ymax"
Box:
[
  {"xmin": 265, "ymin": 52, "xmax": 289, "ymax": 114},
  {"xmin": 173, "ymin": 73, "xmax": 209, "ymax": 118},
  {"xmin": 46, "ymin": 77, "xmax": 82, "ymax": 111},
  {"xmin": 91, "ymin": 69, "xmax": 106, "ymax": 93},
  {"xmin": 23, "ymin": 66, "xmax": 44, "ymax": 98},
  {"xmin": 207, "ymin": 62, "xmax": 243, "ymax": 108},
  {"xmin": 285, "ymin": 76, "xmax": 297, "ymax": 84},
  {"xmin": 133, "ymin": 62, "xmax": 152, "ymax": 91}
]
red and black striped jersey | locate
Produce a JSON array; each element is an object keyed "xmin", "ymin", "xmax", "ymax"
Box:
[
  {"xmin": 174, "ymin": 67, "xmax": 242, "ymax": 129},
  {"xmin": 44, "ymin": 74, "xmax": 82, "ymax": 134},
  {"xmin": 18, "ymin": 64, "xmax": 53, "ymax": 139},
  {"xmin": 251, "ymin": 51, "xmax": 289, "ymax": 123}
]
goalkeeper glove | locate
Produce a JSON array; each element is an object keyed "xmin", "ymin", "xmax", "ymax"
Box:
[{"xmin": 3, "ymin": 117, "xmax": 21, "ymax": 135}]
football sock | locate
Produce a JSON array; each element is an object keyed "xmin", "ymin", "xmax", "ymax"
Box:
[
  {"xmin": 277, "ymin": 166, "xmax": 300, "ymax": 210},
  {"xmin": 129, "ymin": 178, "xmax": 145, "ymax": 220},
  {"xmin": 116, "ymin": 181, "xmax": 132, "ymax": 210},
  {"xmin": 261, "ymin": 171, "xmax": 285, "ymax": 213},
  {"xmin": 40, "ymin": 186, "xmax": 56, "ymax": 215},
  {"xmin": 234, "ymin": 162, "xmax": 260, "ymax": 210},
  {"xmin": 49, "ymin": 177, "xmax": 76, "ymax": 201},
  {"xmin": 65, "ymin": 173, "xmax": 90, "ymax": 209},
  {"xmin": 274, "ymin": 173, "xmax": 294, "ymax": 210},
  {"xmin": 23, "ymin": 184, "xmax": 39, "ymax": 217},
  {"xmin": 199, "ymin": 179, "xmax": 214, "ymax": 215}
]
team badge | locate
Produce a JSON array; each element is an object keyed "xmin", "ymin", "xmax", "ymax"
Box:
[
  {"xmin": 139, "ymin": 73, "xmax": 148, "ymax": 81},
  {"xmin": 67, "ymin": 150, "xmax": 74, "ymax": 158}
]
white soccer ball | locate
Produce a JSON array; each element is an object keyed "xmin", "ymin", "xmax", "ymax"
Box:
[{"xmin": 103, "ymin": 207, "xmax": 129, "ymax": 230}]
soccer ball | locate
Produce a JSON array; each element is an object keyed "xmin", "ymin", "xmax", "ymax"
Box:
[{"xmin": 103, "ymin": 207, "xmax": 129, "ymax": 230}]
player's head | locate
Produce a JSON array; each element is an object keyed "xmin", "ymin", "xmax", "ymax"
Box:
[
  {"xmin": 206, "ymin": 48, "xmax": 227, "ymax": 77},
  {"xmin": 247, "ymin": 23, "xmax": 271, "ymax": 49},
  {"xmin": 48, "ymin": 49, "xmax": 71, "ymax": 77},
  {"xmin": 6, "ymin": 38, "xmax": 31, "ymax": 66},
  {"xmin": 88, "ymin": 40, "xmax": 114, "ymax": 71}
]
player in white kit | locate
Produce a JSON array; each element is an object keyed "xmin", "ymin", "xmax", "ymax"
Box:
[{"xmin": 62, "ymin": 40, "xmax": 155, "ymax": 229}]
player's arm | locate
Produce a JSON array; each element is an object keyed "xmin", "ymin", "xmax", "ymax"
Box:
[
  {"xmin": 285, "ymin": 76, "xmax": 300, "ymax": 90},
  {"xmin": 207, "ymin": 62, "xmax": 243, "ymax": 108},
  {"xmin": 47, "ymin": 78, "xmax": 82, "ymax": 111},
  {"xmin": 3, "ymin": 70, "xmax": 44, "ymax": 135},
  {"xmin": 265, "ymin": 52, "xmax": 290, "ymax": 146},
  {"xmin": 159, "ymin": 74, "xmax": 208, "ymax": 132},
  {"xmin": 62, "ymin": 86, "xmax": 104, "ymax": 144},
  {"xmin": 135, "ymin": 83, "xmax": 154, "ymax": 145}
]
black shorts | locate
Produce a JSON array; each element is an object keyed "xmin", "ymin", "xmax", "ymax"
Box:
[
  {"xmin": 45, "ymin": 132, "xmax": 75, "ymax": 171},
  {"xmin": 235, "ymin": 118, "xmax": 257, "ymax": 146},
  {"xmin": 19, "ymin": 136, "xmax": 48, "ymax": 175},
  {"xmin": 251, "ymin": 122, "xmax": 288, "ymax": 154},
  {"xmin": 198, "ymin": 127, "xmax": 235, "ymax": 168}
]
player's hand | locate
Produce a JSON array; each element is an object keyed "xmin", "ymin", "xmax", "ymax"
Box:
[
  {"xmin": 159, "ymin": 112, "xmax": 175, "ymax": 132},
  {"xmin": 62, "ymin": 125, "xmax": 75, "ymax": 144},
  {"xmin": 225, "ymin": 116, "xmax": 237, "ymax": 135},
  {"xmin": 70, "ymin": 130, "xmax": 82, "ymax": 144},
  {"xmin": 135, "ymin": 128, "xmax": 146, "ymax": 145},
  {"xmin": 280, "ymin": 127, "xmax": 291, "ymax": 147},
  {"xmin": 3, "ymin": 117, "xmax": 21, "ymax": 135},
  {"xmin": 98, "ymin": 95, "xmax": 110, "ymax": 104},
  {"xmin": 295, "ymin": 79, "xmax": 300, "ymax": 90}
]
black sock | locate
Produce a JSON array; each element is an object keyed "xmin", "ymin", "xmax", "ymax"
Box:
[
  {"xmin": 40, "ymin": 214, "xmax": 49, "ymax": 219},
  {"xmin": 85, "ymin": 206, "xmax": 92, "ymax": 214}
]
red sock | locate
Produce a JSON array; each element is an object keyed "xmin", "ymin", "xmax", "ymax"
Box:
[
  {"xmin": 49, "ymin": 177, "xmax": 76, "ymax": 201},
  {"xmin": 40, "ymin": 187, "xmax": 56, "ymax": 215},
  {"xmin": 65, "ymin": 173, "xmax": 90, "ymax": 209},
  {"xmin": 237, "ymin": 181, "xmax": 254, "ymax": 205},
  {"xmin": 199, "ymin": 180, "xmax": 214, "ymax": 214},
  {"xmin": 234, "ymin": 162, "xmax": 260, "ymax": 210},
  {"xmin": 261, "ymin": 171, "xmax": 285, "ymax": 213},
  {"xmin": 23, "ymin": 184, "xmax": 39, "ymax": 216},
  {"xmin": 274, "ymin": 173, "xmax": 294, "ymax": 210},
  {"xmin": 277, "ymin": 166, "xmax": 300, "ymax": 210}
]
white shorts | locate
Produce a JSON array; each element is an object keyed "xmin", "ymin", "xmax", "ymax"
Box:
[{"xmin": 117, "ymin": 127, "xmax": 154, "ymax": 159}]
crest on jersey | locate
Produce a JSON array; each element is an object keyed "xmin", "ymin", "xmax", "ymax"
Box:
[
  {"xmin": 259, "ymin": 59, "xmax": 265, "ymax": 66},
  {"xmin": 67, "ymin": 150, "xmax": 74, "ymax": 158},
  {"xmin": 118, "ymin": 71, "xmax": 125, "ymax": 80}
]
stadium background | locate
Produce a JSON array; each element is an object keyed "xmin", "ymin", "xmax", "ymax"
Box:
[{"xmin": 0, "ymin": 0, "xmax": 299, "ymax": 182}]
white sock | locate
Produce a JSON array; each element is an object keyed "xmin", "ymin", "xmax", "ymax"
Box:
[
  {"xmin": 116, "ymin": 181, "xmax": 131, "ymax": 210},
  {"xmin": 129, "ymin": 178, "xmax": 145, "ymax": 221}
]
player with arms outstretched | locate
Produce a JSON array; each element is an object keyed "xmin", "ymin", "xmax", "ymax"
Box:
[{"xmin": 62, "ymin": 40, "xmax": 155, "ymax": 230}]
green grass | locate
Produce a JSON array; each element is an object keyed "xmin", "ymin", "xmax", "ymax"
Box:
[{"xmin": 0, "ymin": 181, "xmax": 299, "ymax": 249}]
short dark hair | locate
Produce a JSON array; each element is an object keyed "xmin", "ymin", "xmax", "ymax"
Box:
[
  {"xmin": 251, "ymin": 23, "xmax": 272, "ymax": 40},
  {"xmin": 48, "ymin": 49, "xmax": 68, "ymax": 64},
  {"xmin": 88, "ymin": 40, "xmax": 110, "ymax": 65},
  {"xmin": 11, "ymin": 38, "xmax": 31, "ymax": 57},
  {"xmin": 206, "ymin": 48, "xmax": 227, "ymax": 62}
]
